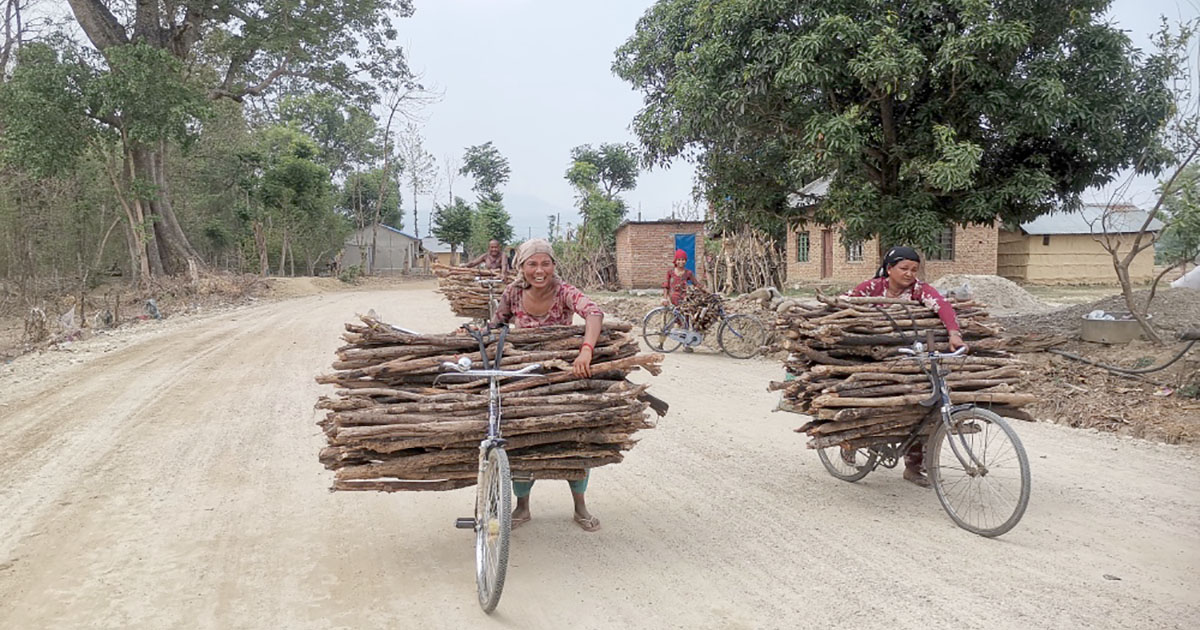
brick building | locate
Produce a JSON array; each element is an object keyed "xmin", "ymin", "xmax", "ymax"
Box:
[
  {"xmin": 785, "ymin": 221, "xmax": 999, "ymax": 285},
  {"xmin": 615, "ymin": 220, "xmax": 707, "ymax": 289},
  {"xmin": 784, "ymin": 176, "xmax": 998, "ymax": 285}
]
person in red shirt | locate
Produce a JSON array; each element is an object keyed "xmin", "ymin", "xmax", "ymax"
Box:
[
  {"xmin": 842, "ymin": 246, "xmax": 967, "ymax": 487},
  {"xmin": 662, "ymin": 249, "xmax": 702, "ymax": 306}
]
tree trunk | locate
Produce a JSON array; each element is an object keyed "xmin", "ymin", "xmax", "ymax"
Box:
[{"xmin": 252, "ymin": 221, "xmax": 269, "ymax": 277}]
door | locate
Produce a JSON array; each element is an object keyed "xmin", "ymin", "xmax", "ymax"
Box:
[
  {"xmin": 674, "ymin": 233, "xmax": 697, "ymax": 275},
  {"xmin": 821, "ymin": 229, "xmax": 833, "ymax": 278}
]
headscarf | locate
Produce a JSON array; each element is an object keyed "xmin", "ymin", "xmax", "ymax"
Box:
[
  {"xmin": 875, "ymin": 246, "xmax": 921, "ymax": 279},
  {"xmin": 512, "ymin": 238, "xmax": 558, "ymax": 289},
  {"xmin": 674, "ymin": 249, "xmax": 688, "ymax": 262}
]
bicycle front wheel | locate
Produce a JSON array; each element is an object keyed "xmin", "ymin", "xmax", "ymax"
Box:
[
  {"xmin": 642, "ymin": 306, "xmax": 684, "ymax": 353},
  {"xmin": 475, "ymin": 447, "xmax": 512, "ymax": 613},
  {"xmin": 717, "ymin": 314, "xmax": 768, "ymax": 359},
  {"xmin": 927, "ymin": 407, "xmax": 1031, "ymax": 537}
]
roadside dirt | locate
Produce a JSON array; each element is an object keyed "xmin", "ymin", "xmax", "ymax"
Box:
[{"xmin": 1, "ymin": 280, "xmax": 1196, "ymax": 629}]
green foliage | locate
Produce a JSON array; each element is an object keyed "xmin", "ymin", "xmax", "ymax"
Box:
[
  {"xmin": 339, "ymin": 168, "xmax": 404, "ymax": 230},
  {"xmin": 614, "ymin": 0, "xmax": 1184, "ymax": 251},
  {"xmin": 432, "ymin": 196, "xmax": 475, "ymax": 253},
  {"xmin": 460, "ymin": 142, "xmax": 511, "ymax": 199},
  {"xmin": 1156, "ymin": 164, "xmax": 1200, "ymax": 266},
  {"xmin": 277, "ymin": 92, "xmax": 379, "ymax": 176},
  {"xmin": 93, "ymin": 43, "xmax": 210, "ymax": 146},
  {"xmin": 0, "ymin": 43, "xmax": 94, "ymax": 177},
  {"xmin": 469, "ymin": 197, "xmax": 515, "ymax": 254},
  {"xmin": 568, "ymin": 143, "xmax": 639, "ymax": 197}
]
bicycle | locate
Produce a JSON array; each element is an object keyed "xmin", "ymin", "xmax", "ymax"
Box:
[
  {"xmin": 472, "ymin": 277, "xmax": 504, "ymax": 326},
  {"xmin": 815, "ymin": 332, "xmax": 1031, "ymax": 537},
  {"xmin": 641, "ymin": 295, "xmax": 768, "ymax": 359},
  {"xmin": 436, "ymin": 323, "xmax": 542, "ymax": 613}
]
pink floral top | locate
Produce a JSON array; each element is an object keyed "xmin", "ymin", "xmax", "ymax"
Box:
[
  {"xmin": 491, "ymin": 280, "xmax": 604, "ymax": 328},
  {"xmin": 844, "ymin": 278, "xmax": 960, "ymax": 332},
  {"xmin": 663, "ymin": 268, "xmax": 699, "ymax": 306}
]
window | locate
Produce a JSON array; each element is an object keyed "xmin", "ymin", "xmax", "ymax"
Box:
[
  {"xmin": 796, "ymin": 231, "xmax": 810, "ymax": 263},
  {"xmin": 846, "ymin": 240, "xmax": 864, "ymax": 262},
  {"xmin": 926, "ymin": 226, "xmax": 956, "ymax": 261},
  {"xmin": 1042, "ymin": 235, "xmax": 1051, "ymax": 246}
]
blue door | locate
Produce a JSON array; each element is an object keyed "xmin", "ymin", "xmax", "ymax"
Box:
[{"xmin": 674, "ymin": 233, "xmax": 696, "ymax": 275}]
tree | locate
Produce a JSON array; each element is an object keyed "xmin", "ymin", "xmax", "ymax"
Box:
[
  {"xmin": 431, "ymin": 195, "xmax": 473, "ymax": 261},
  {"xmin": 277, "ymin": 92, "xmax": 379, "ymax": 178},
  {"xmin": 58, "ymin": 0, "xmax": 416, "ymax": 276},
  {"xmin": 340, "ymin": 169, "xmax": 403, "ymax": 230},
  {"xmin": 399, "ymin": 123, "xmax": 436, "ymax": 238},
  {"xmin": 1156, "ymin": 164, "xmax": 1200, "ymax": 271},
  {"xmin": 469, "ymin": 197, "xmax": 514, "ymax": 254},
  {"xmin": 613, "ymin": 0, "xmax": 1181, "ymax": 251},
  {"xmin": 460, "ymin": 141, "xmax": 511, "ymax": 200},
  {"xmin": 568, "ymin": 143, "xmax": 639, "ymax": 199}
]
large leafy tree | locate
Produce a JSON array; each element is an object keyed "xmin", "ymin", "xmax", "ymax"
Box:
[
  {"xmin": 277, "ymin": 92, "xmax": 379, "ymax": 178},
  {"xmin": 469, "ymin": 197, "xmax": 514, "ymax": 254},
  {"xmin": 568, "ymin": 143, "xmax": 639, "ymax": 199},
  {"xmin": 56, "ymin": 0, "xmax": 415, "ymax": 274},
  {"xmin": 613, "ymin": 0, "xmax": 1181, "ymax": 249},
  {"xmin": 460, "ymin": 141, "xmax": 511, "ymax": 202}
]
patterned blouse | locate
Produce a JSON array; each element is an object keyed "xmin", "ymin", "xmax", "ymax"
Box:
[
  {"xmin": 491, "ymin": 279, "xmax": 604, "ymax": 329},
  {"xmin": 663, "ymin": 269, "xmax": 699, "ymax": 306},
  {"xmin": 843, "ymin": 278, "xmax": 960, "ymax": 332}
]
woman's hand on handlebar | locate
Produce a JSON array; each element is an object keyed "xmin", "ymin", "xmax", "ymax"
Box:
[{"xmin": 948, "ymin": 330, "xmax": 967, "ymax": 352}]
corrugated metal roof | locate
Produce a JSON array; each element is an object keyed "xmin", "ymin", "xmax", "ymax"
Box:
[
  {"xmin": 379, "ymin": 224, "xmax": 419, "ymax": 240},
  {"xmin": 786, "ymin": 176, "xmax": 833, "ymax": 207},
  {"xmin": 421, "ymin": 236, "xmax": 453, "ymax": 253},
  {"xmin": 1020, "ymin": 204, "xmax": 1165, "ymax": 235}
]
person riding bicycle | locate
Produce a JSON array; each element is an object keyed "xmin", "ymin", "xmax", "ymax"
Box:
[
  {"xmin": 491, "ymin": 238, "xmax": 605, "ymax": 532},
  {"xmin": 465, "ymin": 239, "xmax": 510, "ymax": 275},
  {"xmin": 843, "ymin": 245, "xmax": 967, "ymax": 488}
]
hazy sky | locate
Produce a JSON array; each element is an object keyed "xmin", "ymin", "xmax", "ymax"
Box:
[{"xmin": 398, "ymin": 0, "xmax": 1198, "ymax": 240}]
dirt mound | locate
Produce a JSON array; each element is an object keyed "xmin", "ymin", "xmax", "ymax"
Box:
[
  {"xmin": 598, "ymin": 296, "xmax": 657, "ymax": 324},
  {"xmin": 998, "ymin": 287, "xmax": 1200, "ymax": 338},
  {"xmin": 932, "ymin": 274, "xmax": 1053, "ymax": 315}
]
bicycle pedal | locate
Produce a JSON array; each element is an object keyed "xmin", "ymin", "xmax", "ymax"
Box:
[{"xmin": 454, "ymin": 517, "xmax": 476, "ymax": 529}]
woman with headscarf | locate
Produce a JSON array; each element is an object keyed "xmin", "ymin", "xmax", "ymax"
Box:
[
  {"xmin": 662, "ymin": 249, "xmax": 703, "ymax": 307},
  {"xmin": 490, "ymin": 238, "xmax": 605, "ymax": 532},
  {"xmin": 842, "ymin": 246, "xmax": 966, "ymax": 487}
]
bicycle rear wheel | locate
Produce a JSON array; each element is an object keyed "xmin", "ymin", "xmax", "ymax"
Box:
[
  {"xmin": 927, "ymin": 407, "xmax": 1030, "ymax": 537},
  {"xmin": 718, "ymin": 314, "xmax": 767, "ymax": 359},
  {"xmin": 475, "ymin": 447, "xmax": 512, "ymax": 613},
  {"xmin": 817, "ymin": 446, "xmax": 879, "ymax": 482},
  {"xmin": 642, "ymin": 307, "xmax": 684, "ymax": 353}
]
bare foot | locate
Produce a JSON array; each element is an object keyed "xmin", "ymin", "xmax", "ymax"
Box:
[{"xmin": 511, "ymin": 506, "xmax": 531, "ymax": 529}]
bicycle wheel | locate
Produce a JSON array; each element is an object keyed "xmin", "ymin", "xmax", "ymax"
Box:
[
  {"xmin": 816, "ymin": 446, "xmax": 879, "ymax": 482},
  {"xmin": 475, "ymin": 447, "xmax": 512, "ymax": 613},
  {"xmin": 927, "ymin": 407, "xmax": 1030, "ymax": 537},
  {"xmin": 717, "ymin": 314, "xmax": 768, "ymax": 359},
  {"xmin": 642, "ymin": 307, "xmax": 684, "ymax": 353}
]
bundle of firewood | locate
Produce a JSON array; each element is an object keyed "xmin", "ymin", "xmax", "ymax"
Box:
[
  {"xmin": 771, "ymin": 294, "xmax": 1043, "ymax": 450},
  {"xmin": 678, "ymin": 287, "xmax": 723, "ymax": 331},
  {"xmin": 432, "ymin": 263, "xmax": 513, "ymax": 319},
  {"xmin": 315, "ymin": 315, "xmax": 664, "ymax": 491}
]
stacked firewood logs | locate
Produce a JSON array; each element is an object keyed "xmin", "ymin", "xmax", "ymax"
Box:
[
  {"xmin": 678, "ymin": 287, "xmax": 723, "ymax": 331},
  {"xmin": 432, "ymin": 263, "xmax": 513, "ymax": 319},
  {"xmin": 315, "ymin": 315, "xmax": 664, "ymax": 491},
  {"xmin": 771, "ymin": 294, "xmax": 1040, "ymax": 450}
]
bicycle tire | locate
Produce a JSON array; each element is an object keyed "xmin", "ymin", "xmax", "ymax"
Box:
[
  {"xmin": 642, "ymin": 307, "xmax": 684, "ymax": 353},
  {"xmin": 476, "ymin": 447, "xmax": 512, "ymax": 613},
  {"xmin": 927, "ymin": 407, "xmax": 1031, "ymax": 538},
  {"xmin": 717, "ymin": 314, "xmax": 767, "ymax": 359},
  {"xmin": 817, "ymin": 446, "xmax": 879, "ymax": 482}
]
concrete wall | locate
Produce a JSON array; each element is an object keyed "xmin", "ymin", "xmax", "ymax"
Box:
[
  {"xmin": 615, "ymin": 222, "xmax": 707, "ymax": 289},
  {"xmin": 342, "ymin": 226, "xmax": 418, "ymax": 275},
  {"xmin": 785, "ymin": 223, "xmax": 997, "ymax": 285},
  {"xmin": 997, "ymin": 231, "xmax": 1156, "ymax": 284}
]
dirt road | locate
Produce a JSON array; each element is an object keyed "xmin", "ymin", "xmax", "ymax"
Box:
[{"xmin": 1, "ymin": 281, "xmax": 1197, "ymax": 629}]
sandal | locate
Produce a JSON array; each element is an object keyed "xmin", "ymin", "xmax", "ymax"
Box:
[
  {"xmin": 840, "ymin": 446, "xmax": 857, "ymax": 467},
  {"xmin": 511, "ymin": 514, "xmax": 531, "ymax": 530},
  {"xmin": 903, "ymin": 468, "xmax": 932, "ymax": 489},
  {"xmin": 573, "ymin": 514, "xmax": 601, "ymax": 532}
]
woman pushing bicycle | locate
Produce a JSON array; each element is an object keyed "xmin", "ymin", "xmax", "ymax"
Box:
[
  {"xmin": 491, "ymin": 238, "xmax": 605, "ymax": 532},
  {"xmin": 843, "ymin": 245, "xmax": 966, "ymax": 487},
  {"xmin": 661, "ymin": 248, "xmax": 703, "ymax": 307}
]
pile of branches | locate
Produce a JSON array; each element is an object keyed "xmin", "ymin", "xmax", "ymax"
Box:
[
  {"xmin": 707, "ymin": 227, "xmax": 783, "ymax": 295},
  {"xmin": 678, "ymin": 287, "xmax": 723, "ymax": 331},
  {"xmin": 771, "ymin": 294, "xmax": 1050, "ymax": 450},
  {"xmin": 432, "ymin": 264, "xmax": 512, "ymax": 319},
  {"xmin": 553, "ymin": 241, "xmax": 617, "ymax": 290},
  {"xmin": 315, "ymin": 316, "xmax": 664, "ymax": 491}
]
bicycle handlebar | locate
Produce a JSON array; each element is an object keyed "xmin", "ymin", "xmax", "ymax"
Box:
[
  {"xmin": 438, "ymin": 360, "xmax": 543, "ymax": 378},
  {"xmin": 896, "ymin": 344, "xmax": 968, "ymax": 360}
]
